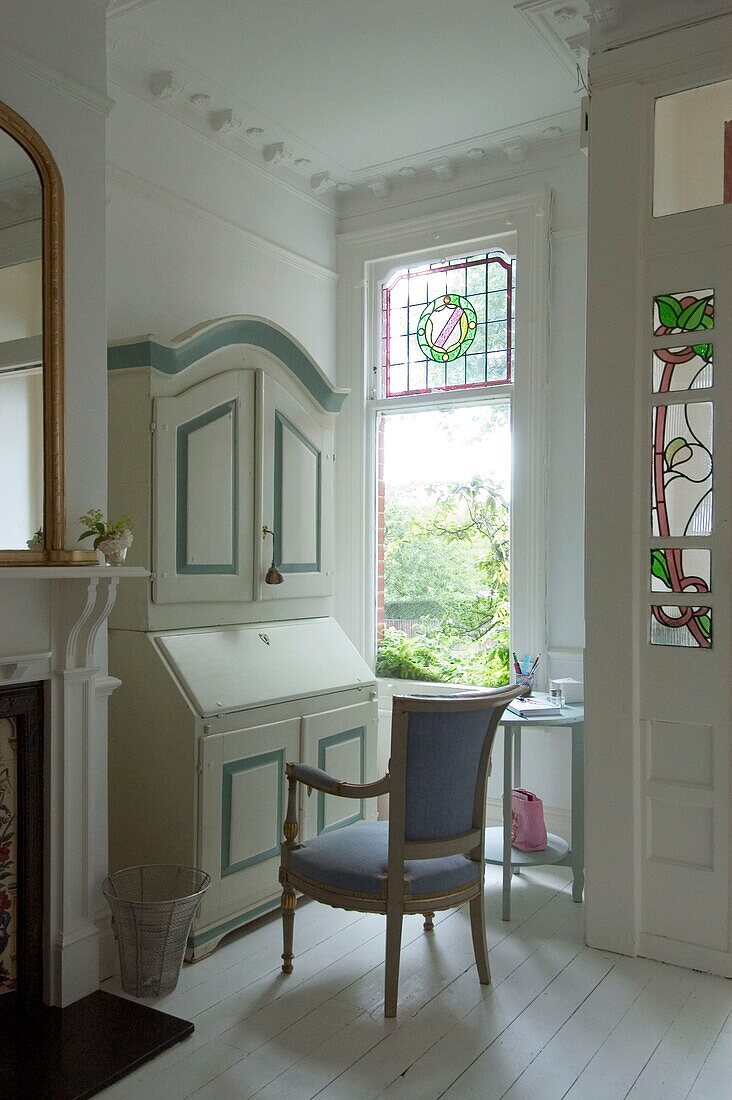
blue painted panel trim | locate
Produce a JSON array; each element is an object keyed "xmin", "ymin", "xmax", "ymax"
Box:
[
  {"xmin": 317, "ymin": 727, "xmax": 365, "ymax": 836},
  {"xmin": 107, "ymin": 318, "xmax": 348, "ymax": 413},
  {"xmin": 176, "ymin": 401, "xmax": 237, "ymax": 575},
  {"xmin": 274, "ymin": 412, "xmax": 321, "ymax": 574},
  {"xmin": 221, "ymin": 749, "xmax": 284, "ymax": 877},
  {"xmin": 188, "ymin": 895, "xmax": 280, "ymax": 948}
]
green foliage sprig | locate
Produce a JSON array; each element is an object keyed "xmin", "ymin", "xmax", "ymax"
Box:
[{"xmin": 78, "ymin": 508, "xmax": 134, "ymax": 550}]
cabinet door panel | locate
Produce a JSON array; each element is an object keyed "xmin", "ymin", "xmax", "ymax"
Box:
[
  {"xmin": 199, "ymin": 717, "xmax": 299, "ymax": 927},
  {"xmin": 301, "ymin": 700, "xmax": 378, "ymax": 839},
  {"xmin": 258, "ymin": 373, "xmax": 334, "ymax": 599},
  {"xmin": 154, "ymin": 371, "xmax": 254, "ymax": 604}
]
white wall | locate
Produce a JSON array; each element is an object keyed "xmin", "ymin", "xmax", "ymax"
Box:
[
  {"xmin": 335, "ymin": 150, "xmax": 587, "ymax": 830},
  {"xmin": 106, "ymin": 86, "xmax": 338, "ymax": 379}
]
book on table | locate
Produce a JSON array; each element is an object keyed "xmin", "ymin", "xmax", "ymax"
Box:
[{"xmin": 506, "ymin": 696, "xmax": 563, "ymax": 718}]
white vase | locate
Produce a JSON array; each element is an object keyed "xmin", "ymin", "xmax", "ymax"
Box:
[{"xmin": 99, "ymin": 530, "xmax": 133, "ymax": 565}]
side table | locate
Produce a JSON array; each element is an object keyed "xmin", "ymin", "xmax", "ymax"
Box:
[{"xmin": 485, "ymin": 700, "xmax": 585, "ymax": 920}]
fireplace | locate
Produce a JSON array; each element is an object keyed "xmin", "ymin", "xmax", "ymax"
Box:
[
  {"xmin": 0, "ymin": 682, "xmax": 44, "ymax": 1009},
  {"xmin": 0, "ymin": 574, "xmax": 194, "ymax": 1098}
]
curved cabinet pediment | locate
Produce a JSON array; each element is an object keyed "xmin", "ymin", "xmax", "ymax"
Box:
[{"xmin": 108, "ymin": 316, "xmax": 349, "ymax": 413}]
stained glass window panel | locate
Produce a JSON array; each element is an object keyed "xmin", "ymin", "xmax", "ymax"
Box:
[
  {"xmin": 382, "ymin": 252, "xmax": 513, "ymax": 397},
  {"xmin": 650, "ymin": 548, "xmax": 710, "ymax": 594},
  {"xmin": 653, "ymin": 290, "xmax": 714, "ymax": 335},
  {"xmin": 652, "ymin": 402, "xmax": 712, "ymax": 536},
  {"xmin": 653, "ymin": 345, "xmax": 713, "ymax": 392},
  {"xmin": 650, "ymin": 605, "xmax": 712, "ymax": 648}
]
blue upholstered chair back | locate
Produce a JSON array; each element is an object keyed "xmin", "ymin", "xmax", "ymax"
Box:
[{"xmin": 402, "ymin": 704, "xmax": 497, "ymax": 843}]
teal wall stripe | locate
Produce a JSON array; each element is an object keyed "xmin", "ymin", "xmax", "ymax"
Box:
[
  {"xmin": 221, "ymin": 749, "xmax": 284, "ymax": 877},
  {"xmin": 317, "ymin": 726, "xmax": 365, "ymax": 835},
  {"xmin": 107, "ymin": 319, "xmax": 348, "ymax": 413},
  {"xmin": 176, "ymin": 400, "xmax": 237, "ymax": 575},
  {"xmin": 274, "ymin": 411, "xmax": 321, "ymax": 574}
]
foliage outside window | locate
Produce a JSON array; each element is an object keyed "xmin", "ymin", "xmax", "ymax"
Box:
[{"xmin": 374, "ymin": 247, "xmax": 514, "ymax": 689}]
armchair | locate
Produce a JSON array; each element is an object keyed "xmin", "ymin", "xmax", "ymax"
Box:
[{"xmin": 279, "ymin": 685, "xmax": 522, "ymax": 1017}]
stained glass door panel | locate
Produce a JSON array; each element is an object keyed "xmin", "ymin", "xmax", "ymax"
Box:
[
  {"xmin": 653, "ymin": 290, "xmax": 714, "ymax": 334},
  {"xmin": 653, "ymin": 346, "xmax": 713, "ymax": 392},
  {"xmin": 650, "ymin": 548, "xmax": 710, "ymax": 594},
  {"xmin": 650, "ymin": 605, "xmax": 712, "ymax": 648},
  {"xmin": 651, "ymin": 402, "xmax": 713, "ymax": 536}
]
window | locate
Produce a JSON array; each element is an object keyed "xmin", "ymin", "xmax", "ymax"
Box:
[{"xmin": 373, "ymin": 248, "xmax": 515, "ymax": 687}]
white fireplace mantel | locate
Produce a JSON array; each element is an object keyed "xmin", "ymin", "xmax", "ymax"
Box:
[{"xmin": 0, "ymin": 564, "xmax": 148, "ymax": 1006}]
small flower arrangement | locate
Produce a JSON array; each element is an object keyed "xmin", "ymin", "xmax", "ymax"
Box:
[{"xmin": 78, "ymin": 509, "xmax": 134, "ymax": 564}]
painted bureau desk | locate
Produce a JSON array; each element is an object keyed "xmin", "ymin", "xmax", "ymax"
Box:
[{"xmin": 105, "ymin": 318, "xmax": 378, "ymax": 958}]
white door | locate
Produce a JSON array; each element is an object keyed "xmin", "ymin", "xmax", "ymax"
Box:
[
  {"xmin": 257, "ymin": 372, "xmax": 334, "ymax": 600},
  {"xmin": 586, "ymin": 34, "xmax": 732, "ymax": 975},
  {"xmin": 153, "ymin": 370, "xmax": 255, "ymax": 604}
]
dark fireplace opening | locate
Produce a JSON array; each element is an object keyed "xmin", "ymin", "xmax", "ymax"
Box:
[
  {"xmin": 0, "ymin": 682, "xmax": 44, "ymax": 1011},
  {"xmin": 0, "ymin": 681, "xmax": 193, "ymax": 1099}
]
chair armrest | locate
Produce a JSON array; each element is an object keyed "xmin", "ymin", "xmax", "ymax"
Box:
[{"xmin": 286, "ymin": 762, "xmax": 390, "ymax": 799}]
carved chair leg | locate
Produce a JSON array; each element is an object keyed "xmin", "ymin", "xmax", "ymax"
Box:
[
  {"xmin": 469, "ymin": 889, "xmax": 491, "ymax": 985},
  {"xmin": 422, "ymin": 911, "xmax": 435, "ymax": 932},
  {"xmin": 281, "ymin": 885, "xmax": 297, "ymax": 974},
  {"xmin": 384, "ymin": 906, "xmax": 403, "ymax": 1018}
]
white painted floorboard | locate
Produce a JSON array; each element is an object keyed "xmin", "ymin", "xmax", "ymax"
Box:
[{"xmin": 99, "ymin": 866, "xmax": 732, "ymax": 1100}]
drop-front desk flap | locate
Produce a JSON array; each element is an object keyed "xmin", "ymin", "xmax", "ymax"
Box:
[{"xmin": 155, "ymin": 616, "xmax": 373, "ymax": 717}]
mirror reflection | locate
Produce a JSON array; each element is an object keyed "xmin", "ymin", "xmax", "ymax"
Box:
[{"xmin": 0, "ymin": 127, "xmax": 43, "ymax": 550}]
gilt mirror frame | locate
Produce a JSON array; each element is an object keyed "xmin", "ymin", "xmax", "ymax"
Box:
[{"xmin": 0, "ymin": 99, "xmax": 96, "ymax": 565}]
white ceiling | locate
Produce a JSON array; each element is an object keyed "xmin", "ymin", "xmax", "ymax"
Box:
[
  {"xmin": 108, "ymin": 0, "xmax": 583, "ymax": 180},
  {"xmin": 106, "ymin": 0, "xmax": 728, "ymax": 202}
]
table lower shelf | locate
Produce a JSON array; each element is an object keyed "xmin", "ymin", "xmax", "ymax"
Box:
[{"xmin": 484, "ymin": 826, "xmax": 570, "ymax": 867}]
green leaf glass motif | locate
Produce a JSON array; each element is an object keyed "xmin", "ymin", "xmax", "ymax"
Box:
[
  {"xmin": 654, "ymin": 289, "xmax": 714, "ymax": 335},
  {"xmin": 650, "ymin": 548, "xmax": 710, "ymax": 594},
  {"xmin": 417, "ymin": 293, "xmax": 478, "ymax": 364}
]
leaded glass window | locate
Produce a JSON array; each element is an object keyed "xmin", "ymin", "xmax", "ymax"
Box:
[{"xmin": 381, "ymin": 251, "xmax": 513, "ymax": 398}]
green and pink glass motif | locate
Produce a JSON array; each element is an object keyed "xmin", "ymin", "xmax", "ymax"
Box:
[
  {"xmin": 651, "ymin": 289, "xmax": 714, "ymax": 648},
  {"xmin": 382, "ymin": 253, "xmax": 512, "ymax": 398}
]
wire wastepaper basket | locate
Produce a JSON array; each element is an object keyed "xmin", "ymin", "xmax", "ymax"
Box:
[{"xmin": 103, "ymin": 864, "xmax": 210, "ymax": 998}]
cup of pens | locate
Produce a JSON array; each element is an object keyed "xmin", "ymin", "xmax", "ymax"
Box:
[{"xmin": 514, "ymin": 652, "xmax": 539, "ymax": 696}]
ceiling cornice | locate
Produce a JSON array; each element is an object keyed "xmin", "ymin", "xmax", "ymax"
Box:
[{"xmin": 108, "ymin": 28, "xmax": 584, "ymax": 211}]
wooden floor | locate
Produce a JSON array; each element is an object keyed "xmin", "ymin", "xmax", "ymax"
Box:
[{"xmin": 99, "ymin": 865, "xmax": 732, "ymax": 1100}]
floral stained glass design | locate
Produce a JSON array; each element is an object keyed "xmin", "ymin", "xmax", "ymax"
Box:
[
  {"xmin": 382, "ymin": 252, "xmax": 513, "ymax": 398},
  {"xmin": 650, "ymin": 605, "xmax": 712, "ymax": 648},
  {"xmin": 653, "ymin": 346, "xmax": 713, "ymax": 392},
  {"xmin": 0, "ymin": 717, "xmax": 17, "ymax": 994},
  {"xmin": 652, "ymin": 402, "xmax": 712, "ymax": 537},
  {"xmin": 651, "ymin": 548, "xmax": 710, "ymax": 594},
  {"xmin": 417, "ymin": 294, "xmax": 477, "ymax": 363},
  {"xmin": 653, "ymin": 289, "xmax": 714, "ymax": 335}
]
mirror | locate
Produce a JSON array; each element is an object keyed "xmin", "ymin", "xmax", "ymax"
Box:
[
  {"xmin": 0, "ymin": 100, "xmax": 95, "ymax": 564},
  {"xmin": 0, "ymin": 126, "xmax": 43, "ymax": 551}
]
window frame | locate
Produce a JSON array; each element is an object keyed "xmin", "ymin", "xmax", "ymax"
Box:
[{"xmin": 335, "ymin": 192, "xmax": 550, "ymax": 694}]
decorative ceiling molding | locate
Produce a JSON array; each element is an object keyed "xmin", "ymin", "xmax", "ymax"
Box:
[
  {"xmin": 107, "ymin": 24, "xmax": 582, "ymax": 210},
  {"xmin": 0, "ymin": 39, "xmax": 114, "ymax": 116},
  {"xmin": 513, "ymin": 0, "xmax": 590, "ymax": 76}
]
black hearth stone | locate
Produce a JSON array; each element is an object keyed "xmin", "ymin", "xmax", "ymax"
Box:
[{"xmin": 0, "ymin": 989, "xmax": 194, "ymax": 1099}]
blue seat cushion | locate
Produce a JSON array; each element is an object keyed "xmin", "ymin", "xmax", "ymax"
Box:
[{"xmin": 287, "ymin": 821, "xmax": 480, "ymax": 901}]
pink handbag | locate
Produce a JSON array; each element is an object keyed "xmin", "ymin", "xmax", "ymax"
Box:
[{"xmin": 511, "ymin": 788, "xmax": 547, "ymax": 851}]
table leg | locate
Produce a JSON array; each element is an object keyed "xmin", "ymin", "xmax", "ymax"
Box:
[
  {"xmin": 571, "ymin": 723, "xmax": 585, "ymax": 902},
  {"xmin": 512, "ymin": 730, "xmax": 522, "ymax": 875},
  {"xmin": 502, "ymin": 724, "xmax": 513, "ymax": 920}
]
